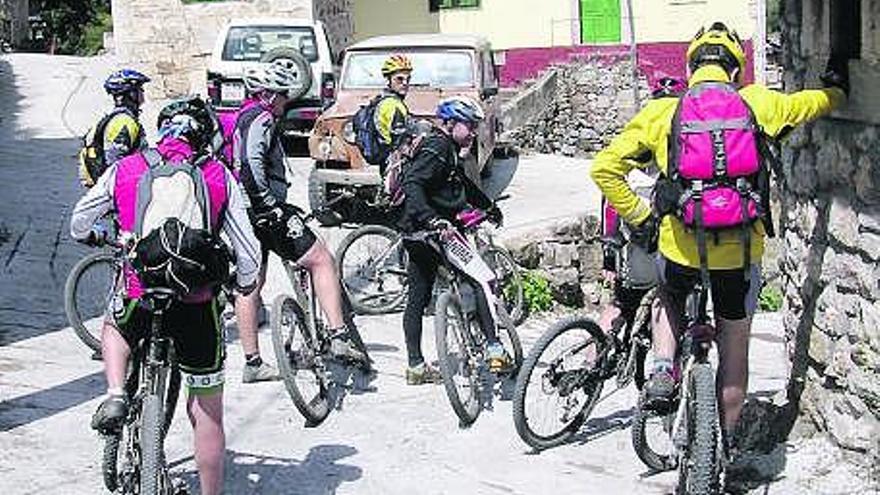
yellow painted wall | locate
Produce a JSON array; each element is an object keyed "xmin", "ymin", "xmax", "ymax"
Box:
[
  {"xmin": 438, "ymin": 0, "xmax": 574, "ymax": 50},
  {"xmin": 633, "ymin": 0, "xmax": 757, "ymax": 42},
  {"xmin": 352, "ymin": 0, "xmax": 439, "ymax": 42}
]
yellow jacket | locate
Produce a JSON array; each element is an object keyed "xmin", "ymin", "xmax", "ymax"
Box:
[
  {"xmin": 373, "ymin": 92, "xmax": 409, "ymax": 147},
  {"xmin": 590, "ymin": 65, "xmax": 845, "ymax": 269}
]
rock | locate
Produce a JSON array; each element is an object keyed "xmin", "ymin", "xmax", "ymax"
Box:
[
  {"xmin": 506, "ymin": 239, "xmax": 541, "ymax": 269},
  {"xmin": 828, "ymin": 199, "xmax": 859, "ymax": 246},
  {"xmin": 541, "ymin": 268, "xmax": 584, "ymax": 307},
  {"xmin": 819, "ymin": 392, "xmax": 880, "ymax": 453}
]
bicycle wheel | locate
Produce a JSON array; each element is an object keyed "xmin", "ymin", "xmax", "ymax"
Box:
[
  {"xmin": 64, "ymin": 251, "xmax": 118, "ymax": 352},
  {"xmin": 483, "ymin": 247, "xmax": 525, "ymax": 326},
  {"xmin": 497, "ymin": 317, "xmax": 524, "ymax": 376},
  {"xmin": 435, "ymin": 292, "xmax": 482, "ymax": 426},
  {"xmin": 335, "ymin": 225, "xmax": 408, "ymax": 315},
  {"xmin": 270, "ymin": 294, "xmax": 331, "ymax": 426},
  {"xmin": 631, "ymin": 398, "xmax": 677, "ymax": 472},
  {"xmin": 139, "ymin": 394, "xmax": 165, "ymax": 495},
  {"xmin": 162, "ymin": 368, "xmax": 181, "ymax": 436},
  {"xmin": 102, "ymin": 433, "xmax": 121, "ymax": 492},
  {"xmin": 616, "ymin": 289, "xmax": 655, "ymax": 390},
  {"xmin": 512, "ymin": 315, "xmax": 605, "ymax": 450},
  {"xmin": 677, "ymin": 362, "xmax": 722, "ymax": 494}
]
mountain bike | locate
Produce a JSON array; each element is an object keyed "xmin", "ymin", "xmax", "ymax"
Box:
[
  {"xmin": 431, "ymin": 226, "xmax": 524, "ymax": 427},
  {"xmin": 101, "ymin": 286, "xmax": 183, "ymax": 495},
  {"xmin": 631, "ymin": 285, "xmax": 725, "ymax": 494},
  {"xmin": 269, "ymin": 212, "xmax": 373, "ymax": 427},
  {"xmin": 511, "ymin": 288, "xmax": 655, "ymax": 450},
  {"xmin": 64, "ymin": 220, "xmax": 123, "ymax": 354},
  {"xmin": 335, "ymin": 198, "xmax": 524, "ymax": 323}
]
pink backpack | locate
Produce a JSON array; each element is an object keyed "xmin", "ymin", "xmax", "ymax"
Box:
[{"xmin": 665, "ymin": 82, "xmax": 768, "ymax": 273}]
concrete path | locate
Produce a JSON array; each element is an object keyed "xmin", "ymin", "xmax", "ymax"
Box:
[{"xmin": 0, "ymin": 53, "xmax": 873, "ymax": 495}]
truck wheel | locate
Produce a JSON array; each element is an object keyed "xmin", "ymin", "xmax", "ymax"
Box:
[
  {"xmin": 308, "ymin": 167, "xmax": 342, "ymax": 226},
  {"xmin": 260, "ymin": 47, "xmax": 313, "ymax": 100}
]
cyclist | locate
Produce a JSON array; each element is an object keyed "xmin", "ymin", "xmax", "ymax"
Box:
[
  {"xmin": 590, "ymin": 21, "xmax": 847, "ymax": 460},
  {"xmin": 374, "ymin": 55, "xmax": 413, "ymax": 167},
  {"xmin": 70, "ymin": 96, "xmax": 261, "ymax": 495},
  {"xmin": 233, "ymin": 59, "xmax": 368, "ymax": 382},
  {"xmin": 398, "ymin": 95, "xmax": 506, "ymax": 385},
  {"xmin": 79, "ymin": 69, "xmax": 151, "ymax": 187}
]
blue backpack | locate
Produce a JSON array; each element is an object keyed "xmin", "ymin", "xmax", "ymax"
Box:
[{"xmin": 352, "ymin": 95, "xmax": 389, "ymax": 166}]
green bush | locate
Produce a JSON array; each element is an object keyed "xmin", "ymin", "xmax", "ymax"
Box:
[
  {"xmin": 522, "ymin": 271, "xmax": 553, "ymax": 314},
  {"xmin": 758, "ymin": 284, "xmax": 783, "ymax": 312},
  {"xmin": 79, "ymin": 10, "xmax": 112, "ymax": 56}
]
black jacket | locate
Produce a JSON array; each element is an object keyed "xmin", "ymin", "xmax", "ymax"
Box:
[{"xmin": 398, "ymin": 127, "xmax": 491, "ymax": 233}]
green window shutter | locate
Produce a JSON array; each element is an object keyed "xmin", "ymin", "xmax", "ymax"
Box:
[{"xmin": 580, "ymin": 0, "xmax": 621, "ymax": 43}]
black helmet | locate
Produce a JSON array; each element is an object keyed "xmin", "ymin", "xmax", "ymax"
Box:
[{"xmin": 156, "ymin": 96, "xmax": 217, "ymax": 150}]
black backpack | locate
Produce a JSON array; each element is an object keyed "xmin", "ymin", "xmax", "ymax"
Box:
[
  {"xmin": 77, "ymin": 108, "xmax": 130, "ymax": 188},
  {"xmin": 352, "ymin": 94, "xmax": 390, "ymax": 166}
]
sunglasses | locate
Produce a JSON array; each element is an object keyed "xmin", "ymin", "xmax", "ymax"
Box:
[{"xmin": 392, "ymin": 75, "xmax": 411, "ymax": 83}]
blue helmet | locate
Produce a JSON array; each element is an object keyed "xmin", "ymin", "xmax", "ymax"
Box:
[
  {"xmin": 435, "ymin": 96, "xmax": 485, "ymax": 124},
  {"xmin": 104, "ymin": 68, "xmax": 150, "ymax": 95}
]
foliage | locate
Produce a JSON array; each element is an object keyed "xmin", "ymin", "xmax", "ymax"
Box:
[
  {"xmin": 758, "ymin": 284, "xmax": 783, "ymax": 312},
  {"xmin": 80, "ymin": 9, "xmax": 112, "ymax": 56},
  {"xmin": 522, "ymin": 271, "xmax": 553, "ymax": 314},
  {"xmin": 33, "ymin": 0, "xmax": 109, "ymax": 55}
]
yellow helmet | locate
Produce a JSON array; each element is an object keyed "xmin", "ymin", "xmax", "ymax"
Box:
[
  {"xmin": 686, "ymin": 22, "xmax": 746, "ymax": 75},
  {"xmin": 381, "ymin": 54, "xmax": 413, "ymax": 78}
]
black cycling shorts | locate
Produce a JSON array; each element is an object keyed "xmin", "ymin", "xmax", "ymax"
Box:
[
  {"xmin": 251, "ymin": 206, "xmax": 317, "ymax": 263},
  {"xmin": 657, "ymin": 257, "xmax": 760, "ymax": 320},
  {"xmin": 113, "ymin": 298, "xmax": 225, "ymax": 393}
]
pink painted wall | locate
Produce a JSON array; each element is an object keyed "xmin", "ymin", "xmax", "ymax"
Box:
[{"xmin": 498, "ymin": 40, "xmax": 755, "ymax": 90}]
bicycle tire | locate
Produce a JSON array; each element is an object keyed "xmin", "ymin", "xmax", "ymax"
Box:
[
  {"xmin": 270, "ymin": 294, "xmax": 331, "ymax": 426},
  {"xmin": 64, "ymin": 251, "xmax": 118, "ymax": 353},
  {"xmin": 102, "ymin": 433, "xmax": 121, "ymax": 492},
  {"xmin": 435, "ymin": 292, "xmax": 482, "ymax": 426},
  {"xmin": 631, "ymin": 398, "xmax": 677, "ymax": 472},
  {"xmin": 617, "ymin": 290, "xmax": 655, "ymax": 390},
  {"xmin": 139, "ymin": 394, "xmax": 164, "ymax": 495},
  {"xmin": 678, "ymin": 362, "xmax": 722, "ymax": 494},
  {"xmin": 162, "ymin": 368, "xmax": 181, "ymax": 436},
  {"xmin": 497, "ymin": 317, "xmax": 524, "ymax": 376},
  {"xmin": 335, "ymin": 225, "xmax": 408, "ymax": 315},
  {"xmin": 483, "ymin": 247, "xmax": 526, "ymax": 326},
  {"xmin": 512, "ymin": 315, "xmax": 605, "ymax": 450}
]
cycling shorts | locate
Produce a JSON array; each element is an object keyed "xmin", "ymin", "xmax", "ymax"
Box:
[
  {"xmin": 113, "ymin": 297, "xmax": 225, "ymax": 394},
  {"xmin": 657, "ymin": 257, "xmax": 760, "ymax": 320},
  {"xmin": 250, "ymin": 206, "xmax": 317, "ymax": 263}
]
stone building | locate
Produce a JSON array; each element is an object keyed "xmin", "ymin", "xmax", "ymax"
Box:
[
  {"xmin": 778, "ymin": 0, "xmax": 880, "ymax": 467},
  {"xmin": 110, "ymin": 0, "xmax": 352, "ymax": 97},
  {"xmin": 0, "ymin": 0, "xmax": 28, "ymax": 46}
]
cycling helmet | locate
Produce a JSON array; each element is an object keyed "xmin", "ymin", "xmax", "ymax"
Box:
[
  {"xmin": 435, "ymin": 96, "xmax": 484, "ymax": 124},
  {"xmin": 243, "ymin": 59, "xmax": 303, "ymax": 95},
  {"xmin": 686, "ymin": 22, "xmax": 746, "ymax": 75},
  {"xmin": 156, "ymin": 96, "xmax": 216, "ymax": 150},
  {"xmin": 104, "ymin": 68, "xmax": 150, "ymax": 95},
  {"xmin": 381, "ymin": 54, "xmax": 413, "ymax": 77}
]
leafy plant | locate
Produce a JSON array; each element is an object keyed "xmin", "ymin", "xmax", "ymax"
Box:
[
  {"xmin": 522, "ymin": 271, "xmax": 553, "ymax": 314},
  {"xmin": 758, "ymin": 284, "xmax": 783, "ymax": 312},
  {"xmin": 80, "ymin": 9, "xmax": 112, "ymax": 56}
]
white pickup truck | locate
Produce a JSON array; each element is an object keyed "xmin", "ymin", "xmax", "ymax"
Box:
[{"xmin": 206, "ymin": 17, "xmax": 338, "ymax": 137}]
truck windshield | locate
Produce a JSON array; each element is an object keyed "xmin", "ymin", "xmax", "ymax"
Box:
[
  {"xmin": 342, "ymin": 50, "xmax": 474, "ymax": 89},
  {"xmin": 222, "ymin": 26, "xmax": 318, "ymax": 63}
]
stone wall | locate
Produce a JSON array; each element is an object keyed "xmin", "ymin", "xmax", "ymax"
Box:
[
  {"xmin": 0, "ymin": 0, "xmax": 28, "ymax": 46},
  {"xmin": 508, "ymin": 55, "xmax": 649, "ymax": 158},
  {"xmin": 779, "ymin": 0, "xmax": 880, "ymax": 466},
  {"xmin": 111, "ymin": 0, "xmax": 352, "ymax": 97}
]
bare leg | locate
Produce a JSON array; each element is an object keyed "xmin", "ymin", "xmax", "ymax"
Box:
[
  {"xmin": 651, "ymin": 288, "xmax": 683, "ymax": 363},
  {"xmin": 235, "ymin": 264, "xmax": 267, "ymax": 356},
  {"xmin": 101, "ymin": 320, "xmax": 130, "ymax": 390},
  {"xmin": 298, "ymin": 241, "xmax": 345, "ymax": 329},
  {"xmin": 716, "ymin": 316, "xmax": 751, "ymax": 432},
  {"xmin": 187, "ymin": 390, "xmax": 225, "ymax": 495}
]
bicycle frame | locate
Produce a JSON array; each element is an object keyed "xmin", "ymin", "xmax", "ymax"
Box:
[{"xmin": 281, "ymin": 260, "xmax": 326, "ymax": 350}]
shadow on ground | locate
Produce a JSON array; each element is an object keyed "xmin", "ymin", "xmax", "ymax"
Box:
[{"xmin": 173, "ymin": 444, "xmax": 363, "ymax": 494}]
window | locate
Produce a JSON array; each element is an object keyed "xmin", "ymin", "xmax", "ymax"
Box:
[
  {"xmin": 222, "ymin": 26, "xmax": 318, "ymax": 63},
  {"xmin": 830, "ymin": 0, "xmax": 861, "ymax": 59},
  {"xmin": 342, "ymin": 50, "xmax": 475, "ymax": 89},
  {"xmin": 438, "ymin": 0, "xmax": 481, "ymax": 9}
]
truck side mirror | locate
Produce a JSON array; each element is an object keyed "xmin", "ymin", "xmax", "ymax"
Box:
[{"xmin": 480, "ymin": 86, "xmax": 498, "ymax": 100}]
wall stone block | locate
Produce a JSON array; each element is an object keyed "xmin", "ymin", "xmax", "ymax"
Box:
[{"xmin": 828, "ymin": 199, "xmax": 860, "ymax": 246}]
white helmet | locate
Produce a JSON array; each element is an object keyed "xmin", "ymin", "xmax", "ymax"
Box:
[{"xmin": 243, "ymin": 59, "xmax": 304, "ymax": 95}]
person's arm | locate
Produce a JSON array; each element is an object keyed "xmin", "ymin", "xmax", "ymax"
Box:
[
  {"xmin": 741, "ymin": 84, "xmax": 845, "ymax": 139},
  {"xmin": 238, "ymin": 114, "xmax": 278, "ymax": 211},
  {"xmin": 220, "ymin": 174, "xmax": 261, "ymax": 293},
  {"xmin": 590, "ymin": 103, "xmax": 665, "ymax": 226},
  {"xmin": 70, "ymin": 165, "xmax": 117, "ymax": 240},
  {"xmin": 402, "ymin": 145, "xmax": 444, "ymax": 228}
]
